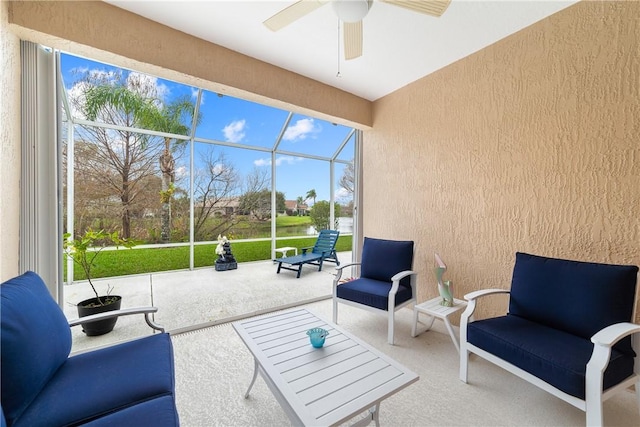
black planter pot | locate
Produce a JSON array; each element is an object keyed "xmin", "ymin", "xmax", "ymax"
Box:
[{"xmin": 77, "ymin": 295, "xmax": 122, "ymax": 336}]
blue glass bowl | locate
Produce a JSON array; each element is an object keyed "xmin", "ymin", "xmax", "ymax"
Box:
[{"xmin": 307, "ymin": 328, "xmax": 329, "ymax": 348}]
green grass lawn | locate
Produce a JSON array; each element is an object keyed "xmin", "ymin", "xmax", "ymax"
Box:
[
  {"xmin": 66, "ymin": 235, "xmax": 352, "ymax": 280},
  {"xmin": 275, "ymin": 216, "xmax": 312, "ymax": 227}
]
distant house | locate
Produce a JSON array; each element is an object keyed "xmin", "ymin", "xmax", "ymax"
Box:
[
  {"xmin": 285, "ymin": 200, "xmax": 308, "ymax": 216},
  {"xmin": 196, "ymin": 197, "xmax": 240, "ymax": 217}
]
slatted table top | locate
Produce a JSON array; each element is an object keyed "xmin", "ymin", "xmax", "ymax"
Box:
[{"xmin": 233, "ymin": 308, "xmax": 419, "ymax": 426}]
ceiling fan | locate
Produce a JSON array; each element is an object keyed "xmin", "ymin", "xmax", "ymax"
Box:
[{"xmin": 263, "ymin": 0, "xmax": 452, "ymax": 60}]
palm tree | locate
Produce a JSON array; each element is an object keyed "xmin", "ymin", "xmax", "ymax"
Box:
[
  {"xmin": 141, "ymin": 96, "xmax": 200, "ymax": 242},
  {"xmin": 83, "ymin": 85, "xmax": 199, "ymax": 242},
  {"xmin": 305, "ymin": 189, "xmax": 317, "ymax": 206},
  {"xmin": 296, "ymin": 196, "xmax": 305, "ymax": 216}
]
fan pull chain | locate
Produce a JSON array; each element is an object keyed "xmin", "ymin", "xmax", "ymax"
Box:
[{"xmin": 336, "ymin": 18, "xmax": 342, "ymax": 78}]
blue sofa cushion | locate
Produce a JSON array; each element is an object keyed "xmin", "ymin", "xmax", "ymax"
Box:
[
  {"xmin": 360, "ymin": 238, "xmax": 414, "ymax": 288},
  {"xmin": 79, "ymin": 395, "xmax": 179, "ymax": 427},
  {"xmin": 1, "ymin": 271, "xmax": 72, "ymax": 425},
  {"xmin": 468, "ymin": 315, "xmax": 635, "ymax": 399},
  {"xmin": 12, "ymin": 333, "xmax": 177, "ymax": 427},
  {"xmin": 509, "ymin": 252, "xmax": 638, "ymax": 354},
  {"xmin": 336, "ymin": 277, "xmax": 413, "ymax": 311}
]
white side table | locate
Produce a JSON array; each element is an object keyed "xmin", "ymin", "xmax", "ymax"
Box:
[
  {"xmin": 411, "ymin": 297, "xmax": 467, "ymax": 353},
  {"xmin": 274, "ymin": 246, "xmax": 298, "ymax": 258}
]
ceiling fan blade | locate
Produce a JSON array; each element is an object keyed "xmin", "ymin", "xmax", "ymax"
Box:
[
  {"xmin": 380, "ymin": 0, "xmax": 452, "ymax": 17},
  {"xmin": 263, "ymin": 0, "xmax": 329, "ymax": 31},
  {"xmin": 344, "ymin": 21, "xmax": 363, "ymax": 60}
]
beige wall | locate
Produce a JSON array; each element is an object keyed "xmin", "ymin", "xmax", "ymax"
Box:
[
  {"xmin": 367, "ymin": 1, "xmax": 640, "ymax": 321},
  {"xmin": 0, "ymin": 0, "xmax": 21, "ymax": 281}
]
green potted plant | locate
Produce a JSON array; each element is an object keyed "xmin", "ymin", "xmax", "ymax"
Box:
[{"xmin": 63, "ymin": 228, "xmax": 137, "ymax": 336}]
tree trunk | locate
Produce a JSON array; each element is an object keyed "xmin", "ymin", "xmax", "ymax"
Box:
[
  {"xmin": 159, "ymin": 140, "xmax": 175, "ymax": 243},
  {"xmin": 121, "ymin": 166, "xmax": 131, "ymax": 239},
  {"xmin": 160, "ymin": 181, "xmax": 171, "ymax": 242}
]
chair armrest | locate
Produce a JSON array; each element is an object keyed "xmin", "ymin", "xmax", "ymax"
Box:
[
  {"xmin": 391, "ymin": 270, "xmax": 416, "ymax": 283},
  {"xmin": 461, "ymin": 288, "xmax": 510, "ymax": 326},
  {"xmin": 69, "ymin": 306, "xmax": 165, "ymax": 333},
  {"xmin": 389, "ymin": 270, "xmax": 417, "ymax": 296},
  {"xmin": 333, "ymin": 262, "xmax": 361, "ymax": 287},
  {"xmin": 301, "ymin": 246, "xmax": 313, "ymax": 254},
  {"xmin": 464, "ymin": 288, "xmax": 510, "ymax": 301},
  {"xmin": 591, "ymin": 322, "xmax": 640, "ymax": 347},
  {"xmin": 336, "ymin": 262, "xmax": 360, "ymax": 273},
  {"xmin": 586, "ymin": 322, "xmax": 640, "ymax": 402}
]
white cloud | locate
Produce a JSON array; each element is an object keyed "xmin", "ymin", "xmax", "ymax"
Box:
[
  {"xmin": 276, "ymin": 156, "xmax": 304, "ymax": 166},
  {"xmin": 253, "ymin": 156, "xmax": 304, "ymax": 167},
  {"xmin": 67, "ymin": 69, "xmax": 173, "ymax": 118},
  {"xmin": 210, "ymin": 163, "xmax": 229, "ymax": 175},
  {"xmin": 191, "ymin": 87, "xmax": 204, "ymax": 105},
  {"xmin": 175, "ymin": 166, "xmax": 188, "ymax": 180},
  {"xmin": 223, "ymin": 119, "xmax": 247, "ymax": 143},
  {"xmin": 283, "ymin": 118, "xmax": 320, "ymax": 141},
  {"xmin": 127, "ymin": 72, "xmax": 170, "ymax": 102},
  {"xmin": 336, "ymin": 187, "xmax": 350, "ymax": 199}
]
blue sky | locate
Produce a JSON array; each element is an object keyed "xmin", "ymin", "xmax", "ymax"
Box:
[{"xmin": 60, "ymin": 53, "xmax": 354, "ymax": 205}]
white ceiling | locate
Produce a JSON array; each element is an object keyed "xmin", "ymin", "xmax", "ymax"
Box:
[{"xmin": 106, "ymin": 0, "xmax": 578, "ymax": 101}]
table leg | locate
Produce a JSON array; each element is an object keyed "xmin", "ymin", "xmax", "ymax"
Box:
[
  {"xmin": 372, "ymin": 403, "xmax": 380, "ymax": 427},
  {"xmin": 350, "ymin": 404, "xmax": 379, "ymax": 427},
  {"xmin": 443, "ymin": 317, "xmax": 460, "ymax": 353},
  {"xmin": 244, "ymin": 358, "xmax": 259, "ymax": 399},
  {"xmin": 411, "ymin": 311, "xmax": 436, "ymax": 337},
  {"xmin": 411, "ymin": 308, "xmax": 419, "ymax": 337}
]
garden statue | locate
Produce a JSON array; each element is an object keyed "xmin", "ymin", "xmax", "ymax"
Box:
[{"xmin": 215, "ymin": 235, "xmax": 237, "ymax": 271}]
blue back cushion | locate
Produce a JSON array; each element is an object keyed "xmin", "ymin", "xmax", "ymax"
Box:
[
  {"xmin": 361, "ymin": 238, "xmax": 414, "ymax": 287},
  {"xmin": 509, "ymin": 252, "xmax": 638, "ymax": 346},
  {"xmin": 1, "ymin": 271, "xmax": 72, "ymax": 424}
]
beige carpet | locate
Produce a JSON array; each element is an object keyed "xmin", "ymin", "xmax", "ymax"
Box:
[{"xmin": 171, "ymin": 300, "xmax": 639, "ymax": 427}]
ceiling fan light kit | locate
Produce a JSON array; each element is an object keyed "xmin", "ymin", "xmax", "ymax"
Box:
[{"xmin": 332, "ymin": 0, "xmax": 373, "ymax": 23}]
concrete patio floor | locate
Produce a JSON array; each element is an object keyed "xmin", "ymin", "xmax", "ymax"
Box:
[{"xmin": 63, "ymin": 251, "xmax": 352, "ymax": 353}]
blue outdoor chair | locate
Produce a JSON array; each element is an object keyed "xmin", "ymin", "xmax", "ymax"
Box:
[
  {"xmin": 332, "ymin": 237, "xmax": 417, "ymax": 345},
  {"xmin": 1, "ymin": 271, "xmax": 179, "ymax": 427}
]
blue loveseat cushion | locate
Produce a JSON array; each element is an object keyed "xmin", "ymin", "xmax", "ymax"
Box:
[
  {"xmin": 12, "ymin": 333, "xmax": 178, "ymax": 427},
  {"xmin": 360, "ymin": 238, "xmax": 414, "ymax": 288},
  {"xmin": 336, "ymin": 277, "xmax": 413, "ymax": 311},
  {"xmin": 1, "ymin": 271, "xmax": 72, "ymax": 425},
  {"xmin": 468, "ymin": 315, "xmax": 635, "ymax": 399},
  {"xmin": 79, "ymin": 395, "xmax": 178, "ymax": 427},
  {"xmin": 509, "ymin": 252, "xmax": 638, "ymax": 355}
]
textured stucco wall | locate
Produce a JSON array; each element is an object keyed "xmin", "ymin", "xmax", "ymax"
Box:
[
  {"xmin": 367, "ymin": 1, "xmax": 640, "ymax": 321},
  {"xmin": 0, "ymin": 0, "xmax": 21, "ymax": 281}
]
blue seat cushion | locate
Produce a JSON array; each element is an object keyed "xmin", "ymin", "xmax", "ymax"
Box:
[
  {"xmin": 509, "ymin": 252, "xmax": 638, "ymax": 354},
  {"xmin": 1, "ymin": 271, "xmax": 72, "ymax": 425},
  {"xmin": 468, "ymin": 315, "xmax": 635, "ymax": 399},
  {"xmin": 79, "ymin": 395, "xmax": 179, "ymax": 427},
  {"xmin": 360, "ymin": 238, "xmax": 414, "ymax": 287},
  {"xmin": 337, "ymin": 277, "xmax": 413, "ymax": 311},
  {"xmin": 12, "ymin": 333, "xmax": 178, "ymax": 427}
]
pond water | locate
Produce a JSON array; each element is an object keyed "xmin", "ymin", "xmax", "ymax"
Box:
[
  {"xmin": 304, "ymin": 217, "xmax": 353, "ymax": 235},
  {"xmin": 226, "ymin": 217, "xmax": 354, "ymax": 239}
]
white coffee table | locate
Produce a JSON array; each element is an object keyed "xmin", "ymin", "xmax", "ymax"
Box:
[
  {"xmin": 233, "ymin": 308, "xmax": 419, "ymax": 426},
  {"xmin": 411, "ymin": 297, "xmax": 467, "ymax": 353}
]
